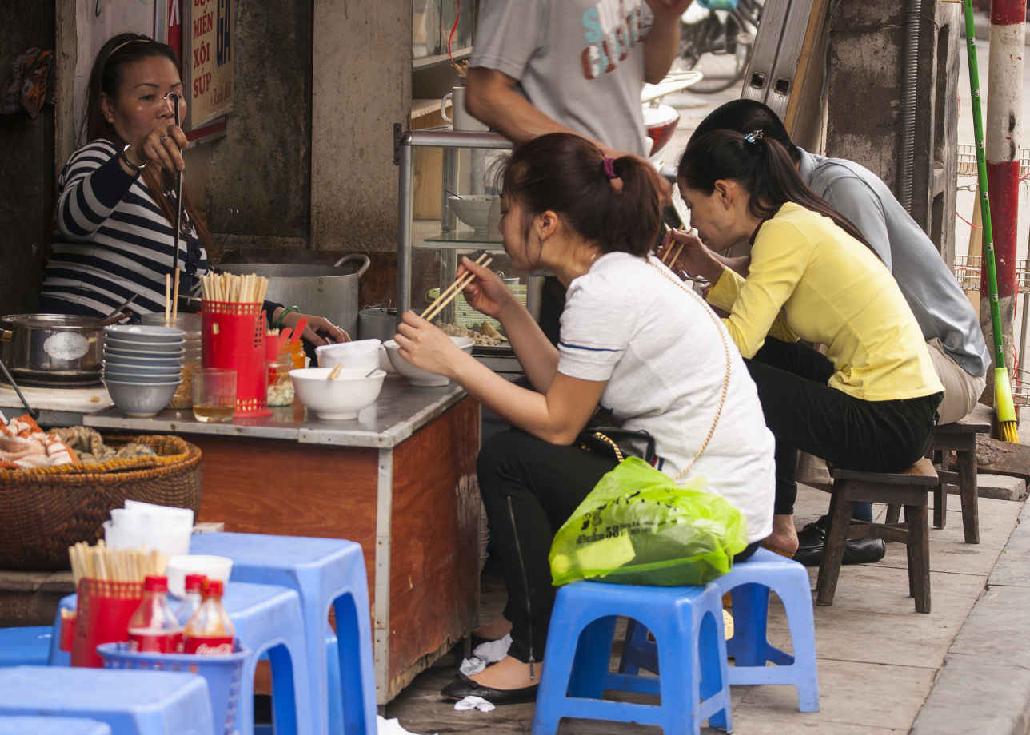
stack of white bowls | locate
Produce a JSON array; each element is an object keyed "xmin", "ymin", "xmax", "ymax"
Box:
[{"xmin": 103, "ymin": 324, "xmax": 185, "ymax": 417}]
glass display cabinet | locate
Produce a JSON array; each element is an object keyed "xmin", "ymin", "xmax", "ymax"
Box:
[{"xmin": 396, "ymin": 129, "xmax": 542, "ymax": 373}]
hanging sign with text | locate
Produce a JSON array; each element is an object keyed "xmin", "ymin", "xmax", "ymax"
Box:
[{"xmin": 188, "ymin": 0, "xmax": 233, "ymax": 128}]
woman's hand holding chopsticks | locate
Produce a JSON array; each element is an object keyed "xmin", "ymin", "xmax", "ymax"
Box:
[
  {"xmin": 394, "ymin": 312, "xmax": 473, "ymax": 379},
  {"xmin": 657, "ymin": 228, "xmax": 724, "ymax": 284},
  {"xmin": 455, "ymin": 256, "xmax": 516, "ymax": 319}
]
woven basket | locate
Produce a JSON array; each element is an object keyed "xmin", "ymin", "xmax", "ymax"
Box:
[{"xmin": 0, "ymin": 435, "xmax": 203, "ymax": 571}]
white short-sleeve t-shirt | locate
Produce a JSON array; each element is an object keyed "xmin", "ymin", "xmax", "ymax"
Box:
[{"xmin": 559, "ymin": 253, "xmax": 775, "ymax": 542}]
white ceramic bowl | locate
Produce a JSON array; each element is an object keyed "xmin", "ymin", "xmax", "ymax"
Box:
[
  {"xmin": 448, "ymin": 194, "xmax": 498, "ymax": 233},
  {"xmin": 166, "ymin": 554, "xmax": 233, "ymax": 598},
  {"xmin": 290, "ymin": 367, "xmax": 386, "ymax": 420},
  {"xmin": 105, "ymin": 338, "xmax": 185, "ymax": 354},
  {"xmin": 105, "ymin": 324, "xmax": 185, "ymax": 343},
  {"xmin": 316, "ymin": 339, "xmax": 383, "ymax": 372},
  {"xmin": 104, "ymin": 353, "xmax": 183, "ymax": 367},
  {"xmin": 104, "ymin": 379, "xmax": 179, "ymax": 417},
  {"xmin": 103, "ymin": 369, "xmax": 182, "ymax": 384},
  {"xmin": 383, "ymin": 336, "xmax": 473, "ymax": 387}
]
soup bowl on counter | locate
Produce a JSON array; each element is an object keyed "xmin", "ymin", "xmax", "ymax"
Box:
[
  {"xmin": 383, "ymin": 336, "xmax": 473, "ymax": 387},
  {"xmin": 290, "ymin": 367, "xmax": 386, "ymax": 420}
]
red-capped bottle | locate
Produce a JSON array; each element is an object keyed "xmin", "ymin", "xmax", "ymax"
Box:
[
  {"xmin": 128, "ymin": 575, "xmax": 183, "ymax": 654},
  {"xmin": 175, "ymin": 574, "xmax": 207, "ymax": 626},
  {"xmin": 183, "ymin": 579, "xmax": 235, "ymax": 655}
]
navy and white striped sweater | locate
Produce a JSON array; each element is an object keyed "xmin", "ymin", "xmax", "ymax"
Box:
[{"xmin": 40, "ymin": 139, "xmax": 210, "ymax": 320}]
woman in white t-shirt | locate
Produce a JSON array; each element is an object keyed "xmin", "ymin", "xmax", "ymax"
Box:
[{"xmin": 394, "ymin": 132, "xmax": 775, "ymax": 705}]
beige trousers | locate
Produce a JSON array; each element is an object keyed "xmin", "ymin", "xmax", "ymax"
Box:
[{"xmin": 925, "ymin": 339, "xmax": 987, "ymax": 425}]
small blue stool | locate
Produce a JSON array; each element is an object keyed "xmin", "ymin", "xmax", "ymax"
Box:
[
  {"xmin": 52, "ymin": 582, "xmax": 315, "ymax": 735},
  {"xmin": 0, "ymin": 626, "xmax": 52, "ymax": 667},
  {"xmin": 0, "ymin": 717, "xmax": 111, "ymax": 735},
  {"xmin": 621, "ymin": 547, "xmax": 820, "ymax": 712},
  {"xmin": 0, "ymin": 666, "xmax": 212, "ymax": 734},
  {"xmin": 191, "ymin": 532, "xmax": 376, "ymax": 735},
  {"xmin": 532, "ymin": 581, "xmax": 732, "ymax": 735}
]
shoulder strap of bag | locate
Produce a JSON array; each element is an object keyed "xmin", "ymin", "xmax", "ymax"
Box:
[{"xmin": 649, "ymin": 260, "xmax": 732, "ymax": 481}]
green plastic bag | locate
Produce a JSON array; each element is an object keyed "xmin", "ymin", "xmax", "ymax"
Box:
[{"xmin": 549, "ymin": 457, "xmax": 749, "ymax": 587}]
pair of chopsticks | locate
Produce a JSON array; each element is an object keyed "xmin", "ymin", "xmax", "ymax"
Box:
[
  {"xmin": 421, "ymin": 253, "xmax": 494, "ymax": 323},
  {"xmin": 164, "ymin": 269, "xmax": 181, "ymax": 324},
  {"xmin": 660, "ymin": 233, "xmax": 687, "ymax": 270}
]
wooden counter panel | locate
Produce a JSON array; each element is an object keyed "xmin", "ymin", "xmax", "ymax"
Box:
[
  {"xmin": 388, "ymin": 397, "xmax": 480, "ymax": 686},
  {"xmin": 192, "ymin": 435, "xmax": 380, "ymax": 580}
]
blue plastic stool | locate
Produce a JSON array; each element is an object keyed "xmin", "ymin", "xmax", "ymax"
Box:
[
  {"xmin": 191, "ymin": 532, "xmax": 376, "ymax": 735},
  {"xmin": 52, "ymin": 581, "xmax": 315, "ymax": 735},
  {"xmin": 0, "ymin": 717, "xmax": 111, "ymax": 735},
  {"xmin": 621, "ymin": 547, "xmax": 820, "ymax": 712},
  {"xmin": 0, "ymin": 626, "xmax": 52, "ymax": 666},
  {"xmin": 0, "ymin": 666, "xmax": 212, "ymax": 734},
  {"xmin": 532, "ymin": 581, "xmax": 732, "ymax": 735}
]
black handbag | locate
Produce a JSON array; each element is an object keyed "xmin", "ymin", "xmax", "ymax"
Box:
[{"xmin": 576, "ymin": 426, "xmax": 657, "ymax": 465}]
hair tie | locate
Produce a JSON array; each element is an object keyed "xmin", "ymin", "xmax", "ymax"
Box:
[
  {"xmin": 602, "ymin": 156, "xmax": 618, "ymax": 180},
  {"xmin": 743, "ymin": 130, "xmax": 765, "ymax": 146}
]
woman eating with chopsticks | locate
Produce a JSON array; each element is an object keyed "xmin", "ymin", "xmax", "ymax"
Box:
[
  {"xmin": 38, "ymin": 33, "xmax": 345, "ymax": 345},
  {"xmin": 395, "ymin": 132, "xmax": 775, "ymax": 703},
  {"xmin": 666, "ymin": 129, "xmax": 943, "ymax": 557}
]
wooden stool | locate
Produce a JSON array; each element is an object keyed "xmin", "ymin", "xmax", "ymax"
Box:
[
  {"xmin": 816, "ymin": 458, "xmax": 938, "ymax": 613},
  {"xmin": 886, "ymin": 404, "xmax": 991, "ymax": 543}
]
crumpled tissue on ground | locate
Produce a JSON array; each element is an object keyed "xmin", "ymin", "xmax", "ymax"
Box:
[
  {"xmin": 453, "ymin": 695, "xmax": 496, "ymax": 713},
  {"xmin": 473, "ymin": 633, "xmax": 512, "ymax": 663},
  {"xmin": 459, "ymin": 656, "xmax": 487, "ymax": 676},
  {"xmin": 377, "ymin": 715, "xmax": 431, "ymax": 735}
]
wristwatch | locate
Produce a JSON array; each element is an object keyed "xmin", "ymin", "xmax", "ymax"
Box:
[{"xmin": 120, "ymin": 144, "xmax": 147, "ymax": 171}]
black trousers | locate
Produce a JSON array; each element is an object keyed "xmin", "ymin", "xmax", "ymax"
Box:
[
  {"xmin": 478, "ymin": 429, "xmax": 758, "ymax": 664},
  {"xmin": 747, "ymin": 339, "xmax": 942, "ymax": 516}
]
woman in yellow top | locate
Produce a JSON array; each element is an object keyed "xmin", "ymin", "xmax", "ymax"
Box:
[{"xmin": 668, "ymin": 129, "xmax": 943, "ymax": 556}]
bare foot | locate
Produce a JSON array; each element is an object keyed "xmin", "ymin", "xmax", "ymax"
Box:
[
  {"xmin": 470, "ymin": 655, "xmax": 541, "ymax": 689},
  {"xmin": 473, "ymin": 617, "xmax": 512, "ymax": 641},
  {"xmin": 762, "ymin": 513, "xmax": 799, "ymax": 557}
]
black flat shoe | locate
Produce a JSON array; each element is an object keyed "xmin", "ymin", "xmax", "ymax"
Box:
[
  {"xmin": 794, "ymin": 534, "xmax": 886, "ymax": 567},
  {"xmin": 441, "ymin": 672, "xmax": 539, "ymax": 705}
]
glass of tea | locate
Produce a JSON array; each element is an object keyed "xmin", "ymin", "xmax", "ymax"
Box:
[{"xmin": 192, "ymin": 368, "xmax": 236, "ymax": 423}]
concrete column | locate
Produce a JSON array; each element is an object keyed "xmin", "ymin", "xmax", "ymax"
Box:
[
  {"xmin": 981, "ymin": 0, "xmax": 1026, "ymax": 370},
  {"xmin": 310, "ymin": 0, "xmax": 412, "ymax": 254}
]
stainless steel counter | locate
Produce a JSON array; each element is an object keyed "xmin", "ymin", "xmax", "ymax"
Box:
[{"xmin": 36, "ymin": 376, "xmax": 466, "ymax": 449}]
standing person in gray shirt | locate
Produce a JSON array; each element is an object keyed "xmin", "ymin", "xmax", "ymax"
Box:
[
  {"xmin": 466, "ymin": 0, "xmax": 694, "ymax": 343},
  {"xmin": 680, "ymin": 99, "xmax": 989, "ymax": 565}
]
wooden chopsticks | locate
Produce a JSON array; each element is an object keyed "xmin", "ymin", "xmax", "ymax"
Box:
[
  {"xmin": 421, "ymin": 253, "xmax": 494, "ymax": 322},
  {"xmin": 661, "ymin": 237, "xmax": 687, "ymax": 270},
  {"xmin": 164, "ymin": 269, "xmax": 181, "ymax": 324}
]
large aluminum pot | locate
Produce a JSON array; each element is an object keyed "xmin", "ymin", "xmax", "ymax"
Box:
[
  {"xmin": 219, "ymin": 254, "xmax": 370, "ymax": 338},
  {"xmin": 0, "ymin": 313, "xmax": 105, "ymax": 383}
]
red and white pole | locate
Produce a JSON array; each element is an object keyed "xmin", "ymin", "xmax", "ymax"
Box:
[{"xmin": 982, "ymin": 0, "xmax": 1026, "ymax": 371}]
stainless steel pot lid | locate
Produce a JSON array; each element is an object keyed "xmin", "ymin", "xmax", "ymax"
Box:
[{"xmin": 1, "ymin": 313, "xmax": 103, "ymax": 329}]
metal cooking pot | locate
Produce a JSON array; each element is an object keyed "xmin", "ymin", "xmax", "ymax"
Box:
[
  {"xmin": 219, "ymin": 254, "xmax": 371, "ymax": 338},
  {"xmin": 0, "ymin": 313, "xmax": 105, "ymax": 384}
]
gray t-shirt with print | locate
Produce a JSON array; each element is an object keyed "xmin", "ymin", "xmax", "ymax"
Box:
[{"xmin": 471, "ymin": 0, "xmax": 652, "ymax": 156}]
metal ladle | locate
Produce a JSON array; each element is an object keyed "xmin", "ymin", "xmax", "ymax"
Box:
[{"xmin": 0, "ymin": 357, "xmax": 38, "ymax": 420}]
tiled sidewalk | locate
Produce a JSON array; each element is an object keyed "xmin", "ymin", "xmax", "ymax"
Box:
[{"xmin": 386, "ymin": 485, "xmax": 1023, "ymax": 734}]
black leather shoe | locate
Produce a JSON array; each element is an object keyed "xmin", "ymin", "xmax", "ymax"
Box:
[
  {"xmin": 793, "ymin": 521, "xmax": 886, "ymax": 567},
  {"xmin": 441, "ymin": 673, "xmax": 539, "ymax": 705}
]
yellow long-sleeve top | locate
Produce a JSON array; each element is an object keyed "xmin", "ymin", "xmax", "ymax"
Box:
[{"xmin": 706, "ymin": 202, "xmax": 944, "ymax": 402}]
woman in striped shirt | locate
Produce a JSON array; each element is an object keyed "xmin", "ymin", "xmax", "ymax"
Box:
[{"xmin": 40, "ymin": 33, "xmax": 347, "ymax": 345}]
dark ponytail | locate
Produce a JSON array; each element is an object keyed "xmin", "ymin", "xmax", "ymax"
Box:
[
  {"xmin": 678, "ymin": 129, "xmax": 874, "ymax": 252},
  {"xmin": 502, "ymin": 133, "xmax": 662, "ymax": 258}
]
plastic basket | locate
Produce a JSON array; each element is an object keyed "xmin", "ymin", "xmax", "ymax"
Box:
[
  {"xmin": 97, "ymin": 641, "xmax": 249, "ymax": 735},
  {"xmin": 70, "ymin": 579, "xmax": 144, "ymax": 668},
  {"xmin": 201, "ymin": 301, "xmax": 270, "ymax": 417}
]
